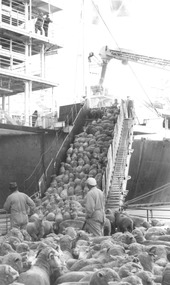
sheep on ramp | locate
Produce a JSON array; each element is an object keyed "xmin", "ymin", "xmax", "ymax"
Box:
[{"xmin": 18, "ymin": 246, "xmax": 63, "ymax": 285}]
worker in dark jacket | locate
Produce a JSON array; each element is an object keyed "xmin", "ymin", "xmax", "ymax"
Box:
[
  {"xmin": 35, "ymin": 12, "xmax": 44, "ymax": 35},
  {"xmin": 84, "ymin": 177, "xmax": 105, "ymax": 236},
  {"xmin": 43, "ymin": 13, "xmax": 52, "ymax": 37},
  {"xmin": 126, "ymin": 96, "xmax": 134, "ymax": 118},
  {"xmin": 3, "ymin": 182, "xmax": 35, "ymax": 230}
]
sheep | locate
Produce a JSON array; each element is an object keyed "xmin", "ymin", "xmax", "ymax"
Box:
[
  {"xmin": 0, "ymin": 264, "xmax": 19, "ymax": 285},
  {"xmin": 1, "ymin": 252, "xmax": 23, "ymax": 273},
  {"xmin": 42, "ymin": 220, "xmax": 54, "ymax": 237},
  {"xmin": 18, "ymin": 246, "xmax": 64, "ymax": 285},
  {"xmin": 104, "ymin": 218, "xmax": 111, "ymax": 236},
  {"xmin": 137, "ymin": 252, "xmax": 155, "ymax": 273},
  {"xmin": 0, "ymin": 242, "xmax": 15, "ymax": 256},
  {"xmin": 114, "ymin": 211, "xmax": 134, "ymax": 233},
  {"xmin": 121, "ymin": 275, "xmax": 143, "ymax": 284},
  {"xmin": 111, "ymin": 232, "xmax": 136, "ymax": 245},
  {"xmin": 55, "ymin": 271, "xmax": 90, "ymax": 284},
  {"xmin": 118, "ymin": 262, "xmax": 143, "ymax": 278},
  {"xmin": 89, "ymin": 268, "xmax": 121, "ymax": 284},
  {"xmin": 105, "ymin": 209, "xmax": 116, "ymax": 234},
  {"xmin": 136, "ymin": 270, "xmax": 155, "ymax": 285},
  {"xmin": 161, "ymin": 252, "xmax": 170, "ymax": 285},
  {"xmin": 26, "ymin": 216, "xmax": 44, "ymax": 241}
]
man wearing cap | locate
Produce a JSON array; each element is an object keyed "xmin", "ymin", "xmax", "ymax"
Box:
[
  {"xmin": 3, "ymin": 182, "xmax": 35, "ymax": 230},
  {"xmin": 84, "ymin": 177, "xmax": 105, "ymax": 236}
]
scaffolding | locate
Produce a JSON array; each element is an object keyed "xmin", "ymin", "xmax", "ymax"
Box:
[{"xmin": 0, "ymin": 0, "xmax": 62, "ymax": 126}]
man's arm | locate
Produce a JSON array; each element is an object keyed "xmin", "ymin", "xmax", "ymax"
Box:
[
  {"xmin": 3, "ymin": 197, "xmax": 11, "ymax": 212},
  {"xmin": 85, "ymin": 193, "xmax": 95, "ymax": 218},
  {"xmin": 26, "ymin": 195, "xmax": 36, "ymax": 212}
]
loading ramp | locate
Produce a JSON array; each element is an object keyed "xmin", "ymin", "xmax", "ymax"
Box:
[{"xmin": 106, "ymin": 118, "xmax": 133, "ymax": 210}]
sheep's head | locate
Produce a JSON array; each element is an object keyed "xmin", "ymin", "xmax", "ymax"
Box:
[
  {"xmin": 36, "ymin": 246, "xmax": 65, "ymax": 275},
  {"xmin": 2, "ymin": 252, "xmax": 23, "ymax": 273},
  {"xmin": 89, "ymin": 268, "xmax": 120, "ymax": 285},
  {"xmin": 0, "ymin": 264, "xmax": 19, "ymax": 284}
]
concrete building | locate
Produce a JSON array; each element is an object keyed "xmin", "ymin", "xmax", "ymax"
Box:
[{"xmin": 0, "ymin": 0, "xmax": 61, "ymax": 126}]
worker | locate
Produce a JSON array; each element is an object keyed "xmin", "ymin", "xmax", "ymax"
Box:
[
  {"xmin": 35, "ymin": 12, "xmax": 44, "ymax": 35},
  {"xmin": 32, "ymin": 110, "xmax": 38, "ymax": 127},
  {"xmin": 126, "ymin": 96, "xmax": 134, "ymax": 118},
  {"xmin": 83, "ymin": 177, "xmax": 105, "ymax": 236},
  {"xmin": 3, "ymin": 182, "xmax": 35, "ymax": 230},
  {"xmin": 43, "ymin": 13, "xmax": 52, "ymax": 37}
]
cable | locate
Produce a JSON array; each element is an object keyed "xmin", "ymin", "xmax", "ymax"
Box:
[
  {"xmin": 24, "ymin": 131, "xmax": 59, "ymax": 185},
  {"xmin": 91, "ymin": 0, "xmax": 121, "ymax": 50},
  {"xmin": 125, "ymin": 182, "xmax": 170, "ymax": 205}
]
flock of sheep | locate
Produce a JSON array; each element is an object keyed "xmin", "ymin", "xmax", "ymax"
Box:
[{"xmin": 1, "ymin": 105, "xmax": 170, "ymax": 285}]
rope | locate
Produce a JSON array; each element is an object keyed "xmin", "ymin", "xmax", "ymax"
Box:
[{"xmin": 125, "ymin": 182, "xmax": 170, "ymax": 205}]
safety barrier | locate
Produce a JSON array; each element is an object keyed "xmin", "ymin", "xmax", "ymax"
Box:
[
  {"xmin": 1, "ymin": 2, "xmax": 59, "ymax": 41},
  {"xmin": 127, "ymin": 204, "xmax": 170, "ymax": 223},
  {"xmin": 0, "ymin": 209, "xmax": 10, "ymax": 236}
]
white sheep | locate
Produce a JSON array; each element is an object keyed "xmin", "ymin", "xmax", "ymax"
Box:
[
  {"xmin": 0, "ymin": 264, "xmax": 19, "ymax": 285},
  {"xmin": 18, "ymin": 246, "xmax": 64, "ymax": 285},
  {"xmin": 1, "ymin": 252, "xmax": 23, "ymax": 273},
  {"xmin": 26, "ymin": 217, "xmax": 44, "ymax": 241}
]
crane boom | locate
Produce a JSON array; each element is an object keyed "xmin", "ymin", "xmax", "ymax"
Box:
[
  {"xmin": 89, "ymin": 46, "xmax": 170, "ymax": 108},
  {"xmin": 99, "ymin": 46, "xmax": 170, "ymax": 68}
]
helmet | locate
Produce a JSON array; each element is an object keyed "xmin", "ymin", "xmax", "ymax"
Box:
[{"xmin": 86, "ymin": 177, "xmax": 97, "ymax": 186}]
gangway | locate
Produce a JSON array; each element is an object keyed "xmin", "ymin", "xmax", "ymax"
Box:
[{"xmin": 105, "ymin": 118, "xmax": 133, "ymax": 210}]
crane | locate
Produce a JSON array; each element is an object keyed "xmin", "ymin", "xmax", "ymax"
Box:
[{"xmin": 88, "ymin": 46, "xmax": 170, "ymax": 108}]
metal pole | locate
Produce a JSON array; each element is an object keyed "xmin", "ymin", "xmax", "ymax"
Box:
[
  {"xmin": 2, "ymin": 95, "xmax": 5, "ymax": 111},
  {"xmin": 40, "ymin": 44, "xmax": 45, "ymax": 77},
  {"xmin": 25, "ymin": 0, "xmax": 28, "ymax": 29},
  {"xmin": 0, "ymin": 0, "xmax": 2, "ymax": 23},
  {"xmin": 24, "ymin": 82, "xmax": 30, "ymax": 126}
]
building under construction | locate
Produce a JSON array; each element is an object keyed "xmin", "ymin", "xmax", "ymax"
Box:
[{"xmin": 0, "ymin": 0, "xmax": 61, "ymax": 126}]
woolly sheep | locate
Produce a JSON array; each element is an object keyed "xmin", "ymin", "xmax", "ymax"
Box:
[
  {"xmin": 0, "ymin": 264, "xmax": 19, "ymax": 285},
  {"xmin": 26, "ymin": 216, "xmax": 44, "ymax": 241},
  {"xmin": 18, "ymin": 246, "xmax": 64, "ymax": 285},
  {"xmin": 89, "ymin": 268, "xmax": 121, "ymax": 285},
  {"xmin": 114, "ymin": 211, "xmax": 134, "ymax": 233},
  {"xmin": 1, "ymin": 252, "xmax": 23, "ymax": 273},
  {"xmin": 137, "ymin": 252, "xmax": 155, "ymax": 273}
]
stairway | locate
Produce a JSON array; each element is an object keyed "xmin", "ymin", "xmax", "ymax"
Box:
[{"xmin": 105, "ymin": 118, "xmax": 133, "ymax": 210}]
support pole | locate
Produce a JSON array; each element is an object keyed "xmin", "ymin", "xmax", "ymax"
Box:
[
  {"xmin": 24, "ymin": 81, "xmax": 31, "ymax": 126},
  {"xmin": 0, "ymin": 0, "xmax": 2, "ymax": 23},
  {"xmin": 40, "ymin": 44, "xmax": 45, "ymax": 77},
  {"xmin": 25, "ymin": 0, "xmax": 28, "ymax": 29},
  {"xmin": 8, "ymin": 96, "xmax": 11, "ymax": 115},
  {"xmin": 2, "ymin": 95, "xmax": 5, "ymax": 111},
  {"xmin": 51, "ymin": 87, "xmax": 55, "ymax": 113}
]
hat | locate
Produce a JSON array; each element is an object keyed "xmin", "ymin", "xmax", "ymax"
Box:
[
  {"xmin": 9, "ymin": 182, "xmax": 18, "ymax": 190},
  {"xmin": 86, "ymin": 177, "xmax": 97, "ymax": 186}
]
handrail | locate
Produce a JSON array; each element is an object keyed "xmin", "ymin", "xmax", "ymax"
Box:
[{"xmin": 127, "ymin": 205, "xmax": 170, "ymax": 222}]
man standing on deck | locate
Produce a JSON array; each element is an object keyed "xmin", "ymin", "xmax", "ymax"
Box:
[
  {"xmin": 3, "ymin": 182, "xmax": 35, "ymax": 230},
  {"xmin": 43, "ymin": 13, "xmax": 52, "ymax": 37},
  {"xmin": 35, "ymin": 12, "xmax": 44, "ymax": 35},
  {"xmin": 126, "ymin": 96, "xmax": 134, "ymax": 118},
  {"xmin": 84, "ymin": 177, "xmax": 105, "ymax": 236}
]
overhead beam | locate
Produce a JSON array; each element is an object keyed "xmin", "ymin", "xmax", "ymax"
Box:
[{"xmin": 0, "ymin": 87, "xmax": 13, "ymax": 93}]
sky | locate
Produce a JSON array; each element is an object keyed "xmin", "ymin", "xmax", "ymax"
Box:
[
  {"xmin": 10, "ymin": 0, "xmax": 170, "ymax": 121},
  {"xmin": 53, "ymin": 1, "xmax": 170, "ymax": 108}
]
